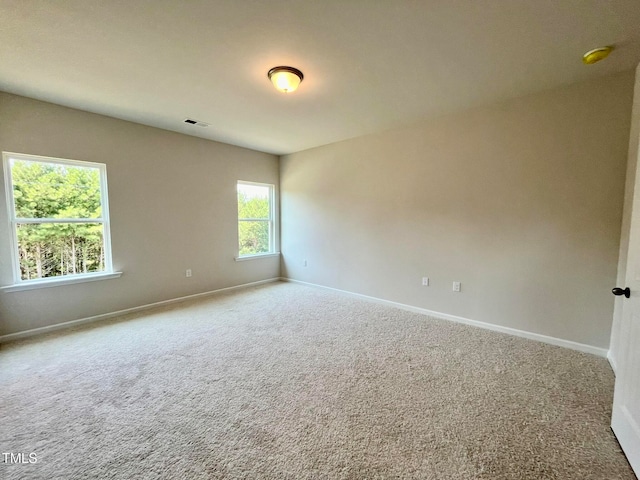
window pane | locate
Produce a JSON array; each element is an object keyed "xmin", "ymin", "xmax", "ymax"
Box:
[
  {"xmin": 16, "ymin": 223, "xmax": 105, "ymax": 280},
  {"xmin": 237, "ymin": 184, "xmax": 270, "ymax": 219},
  {"xmin": 238, "ymin": 220, "xmax": 270, "ymax": 255},
  {"xmin": 11, "ymin": 159, "xmax": 102, "ymax": 219}
]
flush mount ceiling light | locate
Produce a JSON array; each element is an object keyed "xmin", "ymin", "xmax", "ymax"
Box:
[
  {"xmin": 582, "ymin": 46, "xmax": 614, "ymax": 65},
  {"xmin": 268, "ymin": 66, "xmax": 304, "ymax": 93}
]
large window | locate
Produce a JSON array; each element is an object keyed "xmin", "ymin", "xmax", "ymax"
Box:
[
  {"xmin": 3, "ymin": 152, "xmax": 115, "ymax": 286},
  {"xmin": 237, "ymin": 181, "xmax": 276, "ymax": 258}
]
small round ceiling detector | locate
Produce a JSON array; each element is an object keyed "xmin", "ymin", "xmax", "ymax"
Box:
[
  {"xmin": 268, "ymin": 66, "xmax": 304, "ymax": 93},
  {"xmin": 582, "ymin": 46, "xmax": 614, "ymax": 65}
]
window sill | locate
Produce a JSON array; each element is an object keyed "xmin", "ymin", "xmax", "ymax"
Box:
[
  {"xmin": 1, "ymin": 272, "xmax": 123, "ymax": 293},
  {"xmin": 234, "ymin": 252, "xmax": 281, "ymax": 262}
]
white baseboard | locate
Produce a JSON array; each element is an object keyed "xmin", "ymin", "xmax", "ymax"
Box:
[
  {"xmin": 607, "ymin": 350, "xmax": 617, "ymax": 375},
  {"xmin": 281, "ymin": 277, "xmax": 608, "ymax": 358},
  {"xmin": 4, "ymin": 276, "xmax": 609, "ymax": 359},
  {"xmin": 0, "ymin": 277, "xmax": 281, "ymax": 343}
]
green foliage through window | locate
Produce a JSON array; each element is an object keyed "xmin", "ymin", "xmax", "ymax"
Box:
[
  {"xmin": 237, "ymin": 182, "xmax": 273, "ymax": 256},
  {"xmin": 7, "ymin": 157, "xmax": 109, "ymax": 281}
]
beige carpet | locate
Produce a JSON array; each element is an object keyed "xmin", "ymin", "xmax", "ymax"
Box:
[{"xmin": 0, "ymin": 281, "xmax": 634, "ymax": 479}]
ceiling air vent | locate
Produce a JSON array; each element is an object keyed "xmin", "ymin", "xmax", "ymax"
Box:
[{"xmin": 183, "ymin": 118, "xmax": 209, "ymax": 127}]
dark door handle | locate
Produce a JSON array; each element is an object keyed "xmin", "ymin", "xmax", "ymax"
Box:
[{"xmin": 612, "ymin": 287, "xmax": 630, "ymax": 298}]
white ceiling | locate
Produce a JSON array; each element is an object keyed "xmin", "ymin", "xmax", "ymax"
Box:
[{"xmin": 2, "ymin": 1, "xmax": 640, "ymax": 155}]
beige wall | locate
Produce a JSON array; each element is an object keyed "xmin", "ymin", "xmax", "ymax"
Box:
[
  {"xmin": 281, "ymin": 71, "xmax": 634, "ymax": 349},
  {"xmin": 0, "ymin": 93, "xmax": 279, "ymax": 336}
]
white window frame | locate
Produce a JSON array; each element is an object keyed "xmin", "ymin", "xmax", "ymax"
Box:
[
  {"xmin": 2, "ymin": 152, "xmax": 121, "ymax": 292},
  {"xmin": 235, "ymin": 180, "xmax": 279, "ymax": 261}
]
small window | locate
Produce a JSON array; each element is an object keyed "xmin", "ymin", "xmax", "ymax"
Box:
[
  {"xmin": 3, "ymin": 152, "xmax": 114, "ymax": 284},
  {"xmin": 237, "ymin": 181, "xmax": 276, "ymax": 258}
]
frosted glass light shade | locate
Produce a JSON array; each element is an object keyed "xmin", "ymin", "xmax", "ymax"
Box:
[{"xmin": 268, "ymin": 66, "xmax": 303, "ymax": 93}]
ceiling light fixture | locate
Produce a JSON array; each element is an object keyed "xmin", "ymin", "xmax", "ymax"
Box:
[
  {"xmin": 268, "ymin": 66, "xmax": 304, "ymax": 93},
  {"xmin": 582, "ymin": 46, "xmax": 614, "ymax": 65}
]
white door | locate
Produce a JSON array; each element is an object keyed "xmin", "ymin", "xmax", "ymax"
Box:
[{"xmin": 611, "ymin": 68, "xmax": 640, "ymax": 477}]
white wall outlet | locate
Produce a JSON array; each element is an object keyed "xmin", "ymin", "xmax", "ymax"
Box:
[
  {"xmin": 186, "ymin": 269, "xmax": 192, "ymax": 278},
  {"xmin": 422, "ymin": 277, "xmax": 429, "ymax": 286},
  {"xmin": 303, "ymin": 259, "xmax": 308, "ymax": 267},
  {"xmin": 453, "ymin": 281, "xmax": 461, "ymax": 292}
]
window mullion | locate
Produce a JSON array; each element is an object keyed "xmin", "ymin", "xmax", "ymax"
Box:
[{"xmin": 15, "ymin": 218, "xmax": 105, "ymax": 224}]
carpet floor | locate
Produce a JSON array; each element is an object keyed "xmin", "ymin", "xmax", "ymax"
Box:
[{"xmin": 0, "ymin": 281, "xmax": 634, "ymax": 479}]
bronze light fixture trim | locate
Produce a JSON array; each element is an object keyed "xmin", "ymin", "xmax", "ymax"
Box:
[{"xmin": 268, "ymin": 66, "xmax": 304, "ymax": 93}]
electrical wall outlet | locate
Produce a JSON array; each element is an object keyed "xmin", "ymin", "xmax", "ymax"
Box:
[
  {"xmin": 186, "ymin": 269, "xmax": 192, "ymax": 278},
  {"xmin": 422, "ymin": 277, "xmax": 429, "ymax": 286},
  {"xmin": 453, "ymin": 281, "xmax": 461, "ymax": 292}
]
